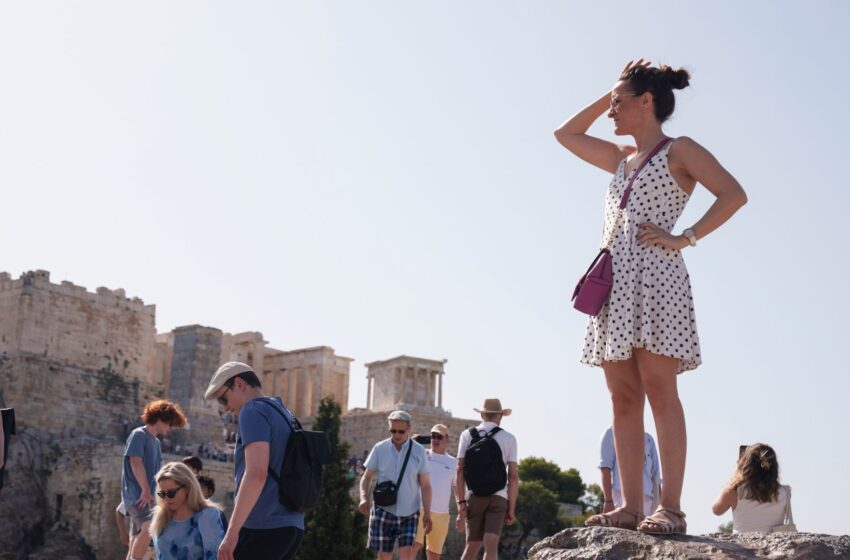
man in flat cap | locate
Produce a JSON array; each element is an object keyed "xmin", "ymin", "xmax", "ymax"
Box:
[
  {"xmin": 358, "ymin": 410, "xmax": 432, "ymax": 560},
  {"xmin": 205, "ymin": 361, "xmax": 303, "ymax": 560},
  {"xmin": 456, "ymin": 398, "xmax": 518, "ymax": 560}
]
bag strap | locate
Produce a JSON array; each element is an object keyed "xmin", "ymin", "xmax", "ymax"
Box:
[
  {"xmin": 256, "ymin": 399, "xmax": 298, "ymax": 484},
  {"xmin": 618, "ymin": 137, "xmax": 673, "ymax": 210},
  {"xmin": 602, "ymin": 138, "xmax": 672, "ymax": 250},
  {"xmin": 395, "ymin": 439, "xmax": 415, "ymax": 488}
]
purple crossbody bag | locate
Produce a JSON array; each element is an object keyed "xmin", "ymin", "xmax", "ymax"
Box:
[{"xmin": 572, "ymin": 138, "xmax": 671, "ymax": 316}]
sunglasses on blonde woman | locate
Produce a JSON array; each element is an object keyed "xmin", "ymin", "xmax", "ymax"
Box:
[{"xmin": 156, "ymin": 485, "xmax": 185, "ymax": 499}]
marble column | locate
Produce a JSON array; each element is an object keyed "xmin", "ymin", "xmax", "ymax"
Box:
[
  {"xmin": 366, "ymin": 373, "xmax": 373, "ymax": 411},
  {"xmin": 438, "ymin": 372, "xmax": 443, "ymax": 409}
]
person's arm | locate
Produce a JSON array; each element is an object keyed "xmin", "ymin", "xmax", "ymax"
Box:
[
  {"xmin": 419, "ymin": 473, "xmax": 432, "ymax": 534},
  {"xmin": 0, "ymin": 414, "xmax": 5, "ymax": 469},
  {"xmin": 455, "ymin": 459, "xmax": 467, "ymax": 532},
  {"xmin": 600, "ymin": 468, "xmax": 615, "ymax": 513},
  {"xmin": 115, "ymin": 509, "xmax": 130, "ymax": 546},
  {"xmin": 199, "ymin": 508, "xmax": 225, "ymax": 557},
  {"xmin": 218, "ymin": 441, "xmax": 269, "ymax": 560},
  {"xmin": 554, "ymin": 60, "xmax": 650, "ymax": 173},
  {"xmin": 128, "ymin": 457, "xmax": 153, "ymax": 507},
  {"xmin": 505, "ymin": 462, "xmax": 519, "ymax": 525},
  {"xmin": 712, "ymin": 485, "xmax": 737, "ymax": 516},
  {"xmin": 358, "ymin": 469, "xmax": 376, "ymax": 515},
  {"xmin": 637, "ymin": 137, "xmax": 748, "ymax": 250}
]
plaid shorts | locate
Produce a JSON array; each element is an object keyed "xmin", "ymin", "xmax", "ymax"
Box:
[{"xmin": 368, "ymin": 507, "xmax": 420, "ymax": 552}]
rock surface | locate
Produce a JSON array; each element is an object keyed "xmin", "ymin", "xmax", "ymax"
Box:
[{"xmin": 528, "ymin": 527, "xmax": 850, "ymax": 560}]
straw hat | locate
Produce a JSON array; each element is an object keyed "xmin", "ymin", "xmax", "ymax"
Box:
[{"xmin": 473, "ymin": 398, "xmax": 512, "ymax": 416}]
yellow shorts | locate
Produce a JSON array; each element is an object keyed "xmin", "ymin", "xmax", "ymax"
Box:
[{"xmin": 414, "ymin": 510, "xmax": 450, "ymax": 553}]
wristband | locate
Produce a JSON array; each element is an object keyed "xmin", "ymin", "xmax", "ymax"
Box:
[{"xmin": 458, "ymin": 499, "xmax": 468, "ymax": 504}]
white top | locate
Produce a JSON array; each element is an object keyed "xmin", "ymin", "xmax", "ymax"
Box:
[
  {"xmin": 457, "ymin": 421, "xmax": 518, "ymax": 500},
  {"xmin": 733, "ymin": 484, "xmax": 791, "ymax": 533},
  {"xmin": 424, "ymin": 450, "xmax": 457, "ymax": 513}
]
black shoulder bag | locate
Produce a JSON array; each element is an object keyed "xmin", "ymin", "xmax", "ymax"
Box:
[{"xmin": 372, "ymin": 439, "xmax": 414, "ymax": 508}]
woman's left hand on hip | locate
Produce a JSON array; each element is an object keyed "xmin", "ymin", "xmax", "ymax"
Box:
[{"xmin": 637, "ymin": 223, "xmax": 689, "ymax": 250}]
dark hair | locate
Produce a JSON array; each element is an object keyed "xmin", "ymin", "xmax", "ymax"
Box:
[
  {"xmin": 234, "ymin": 371, "xmax": 262, "ymax": 389},
  {"xmin": 182, "ymin": 456, "xmax": 203, "ymax": 472},
  {"xmin": 141, "ymin": 400, "xmax": 188, "ymax": 428},
  {"xmin": 196, "ymin": 474, "xmax": 215, "ymax": 496},
  {"xmin": 729, "ymin": 443, "xmax": 781, "ymax": 503},
  {"xmin": 620, "ymin": 64, "xmax": 691, "ymax": 123}
]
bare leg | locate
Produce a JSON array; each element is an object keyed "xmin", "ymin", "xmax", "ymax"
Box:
[
  {"xmin": 635, "ymin": 348, "xmax": 686, "ymax": 511},
  {"xmin": 378, "ymin": 552, "xmax": 393, "ymax": 560},
  {"xmin": 462, "ymin": 541, "xmax": 482, "ymax": 560},
  {"xmin": 397, "ymin": 545, "xmax": 414, "ymax": 560},
  {"xmin": 427, "ymin": 550, "xmax": 441, "ymax": 560},
  {"xmin": 603, "ymin": 357, "xmax": 645, "ymax": 516},
  {"xmin": 483, "ymin": 533, "xmax": 499, "ymax": 560},
  {"xmin": 130, "ymin": 522, "xmax": 152, "ymax": 559}
]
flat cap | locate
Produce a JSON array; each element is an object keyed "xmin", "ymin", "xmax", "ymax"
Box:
[{"xmin": 204, "ymin": 361, "xmax": 253, "ymax": 400}]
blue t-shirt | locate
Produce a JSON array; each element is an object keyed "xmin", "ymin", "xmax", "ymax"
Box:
[
  {"xmin": 122, "ymin": 426, "xmax": 162, "ymax": 507},
  {"xmin": 235, "ymin": 397, "xmax": 304, "ymax": 530},
  {"xmin": 153, "ymin": 507, "xmax": 224, "ymax": 560}
]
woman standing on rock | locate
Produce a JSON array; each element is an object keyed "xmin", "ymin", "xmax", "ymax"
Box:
[{"xmin": 554, "ymin": 60, "xmax": 747, "ymax": 533}]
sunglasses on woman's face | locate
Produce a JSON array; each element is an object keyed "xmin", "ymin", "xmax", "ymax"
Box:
[
  {"xmin": 157, "ymin": 485, "xmax": 185, "ymax": 499},
  {"xmin": 389, "ymin": 429, "xmax": 407, "ymax": 435},
  {"xmin": 430, "ymin": 433, "xmax": 445, "ymax": 441}
]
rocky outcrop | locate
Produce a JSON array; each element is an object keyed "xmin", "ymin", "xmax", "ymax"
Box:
[{"xmin": 528, "ymin": 527, "xmax": 850, "ymax": 559}]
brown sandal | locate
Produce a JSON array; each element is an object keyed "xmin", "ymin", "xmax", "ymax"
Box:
[
  {"xmin": 585, "ymin": 507, "xmax": 643, "ymax": 531},
  {"xmin": 637, "ymin": 507, "xmax": 687, "ymax": 535}
]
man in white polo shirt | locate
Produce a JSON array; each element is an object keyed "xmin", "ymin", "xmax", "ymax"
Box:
[
  {"xmin": 414, "ymin": 424, "xmax": 457, "ymax": 559},
  {"xmin": 456, "ymin": 398, "xmax": 518, "ymax": 560}
]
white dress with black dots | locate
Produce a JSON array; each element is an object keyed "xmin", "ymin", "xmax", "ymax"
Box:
[{"xmin": 581, "ymin": 141, "xmax": 701, "ymax": 374}]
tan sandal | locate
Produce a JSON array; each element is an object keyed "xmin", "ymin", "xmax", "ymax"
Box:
[
  {"xmin": 637, "ymin": 507, "xmax": 687, "ymax": 535},
  {"xmin": 584, "ymin": 507, "xmax": 643, "ymax": 531}
]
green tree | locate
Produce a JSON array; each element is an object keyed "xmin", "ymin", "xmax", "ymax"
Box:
[
  {"xmin": 298, "ymin": 396, "xmax": 369, "ymax": 560},
  {"xmin": 510, "ymin": 481, "xmax": 562, "ymax": 556},
  {"xmin": 717, "ymin": 520, "xmax": 733, "ymax": 534},
  {"xmin": 579, "ymin": 483, "xmax": 605, "ymax": 515},
  {"xmin": 518, "ymin": 457, "xmax": 586, "ymax": 503}
]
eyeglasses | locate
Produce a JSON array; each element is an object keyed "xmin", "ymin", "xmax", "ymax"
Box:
[
  {"xmin": 430, "ymin": 433, "xmax": 445, "ymax": 441},
  {"xmin": 389, "ymin": 429, "xmax": 407, "ymax": 435},
  {"xmin": 156, "ymin": 485, "xmax": 185, "ymax": 499},
  {"xmin": 217, "ymin": 381, "xmax": 235, "ymax": 406}
]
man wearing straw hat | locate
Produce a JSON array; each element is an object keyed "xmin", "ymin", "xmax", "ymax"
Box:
[{"xmin": 456, "ymin": 398, "xmax": 518, "ymax": 560}]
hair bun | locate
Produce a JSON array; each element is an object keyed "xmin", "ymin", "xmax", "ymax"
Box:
[{"xmin": 660, "ymin": 65, "xmax": 690, "ymax": 90}]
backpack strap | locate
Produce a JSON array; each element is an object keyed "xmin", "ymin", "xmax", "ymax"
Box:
[
  {"xmin": 468, "ymin": 427, "xmax": 481, "ymax": 443},
  {"xmin": 254, "ymin": 399, "xmax": 297, "ymax": 484}
]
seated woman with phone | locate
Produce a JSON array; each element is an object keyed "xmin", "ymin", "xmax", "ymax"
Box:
[{"xmin": 712, "ymin": 443, "xmax": 794, "ymax": 533}]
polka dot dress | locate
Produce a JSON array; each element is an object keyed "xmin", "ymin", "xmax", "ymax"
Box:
[{"xmin": 581, "ymin": 141, "xmax": 701, "ymax": 374}]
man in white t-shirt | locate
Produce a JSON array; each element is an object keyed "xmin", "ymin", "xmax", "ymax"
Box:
[
  {"xmin": 414, "ymin": 424, "xmax": 457, "ymax": 559},
  {"xmin": 456, "ymin": 399, "xmax": 518, "ymax": 560}
]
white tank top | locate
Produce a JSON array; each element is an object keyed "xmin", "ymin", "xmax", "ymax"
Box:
[{"xmin": 732, "ymin": 484, "xmax": 791, "ymax": 532}]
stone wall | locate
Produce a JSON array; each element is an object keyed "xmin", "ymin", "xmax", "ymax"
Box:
[
  {"xmin": 0, "ymin": 354, "xmax": 164, "ymax": 441},
  {"xmin": 0, "ymin": 271, "xmax": 158, "ymax": 386}
]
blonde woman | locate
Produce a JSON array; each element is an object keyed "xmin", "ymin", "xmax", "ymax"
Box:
[
  {"xmin": 712, "ymin": 444, "xmax": 793, "ymax": 533},
  {"xmin": 150, "ymin": 462, "xmax": 225, "ymax": 560}
]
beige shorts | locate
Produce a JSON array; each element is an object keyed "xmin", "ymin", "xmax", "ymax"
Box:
[
  {"xmin": 465, "ymin": 494, "xmax": 508, "ymax": 542},
  {"xmin": 415, "ymin": 510, "xmax": 450, "ymax": 553}
]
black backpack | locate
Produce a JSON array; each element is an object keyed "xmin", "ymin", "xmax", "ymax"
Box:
[
  {"xmin": 262, "ymin": 401, "xmax": 332, "ymax": 512},
  {"xmin": 463, "ymin": 427, "xmax": 507, "ymax": 497}
]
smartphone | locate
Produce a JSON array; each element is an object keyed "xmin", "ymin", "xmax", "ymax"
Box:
[{"xmin": 415, "ymin": 435, "xmax": 431, "ymax": 445}]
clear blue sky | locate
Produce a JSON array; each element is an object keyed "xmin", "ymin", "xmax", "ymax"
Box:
[{"xmin": 2, "ymin": 1, "xmax": 848, "ymax": 535}]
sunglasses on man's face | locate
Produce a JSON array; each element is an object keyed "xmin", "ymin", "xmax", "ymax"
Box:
[
  {"xmin": 217, "ymin": 381, "xmax": 235, "ymax": 406},
  {"xmin": 430, "ymin": 433, "xmax": 445, "ymax": 441},
  {"xmin": 156, "ymin": 485, "xmax": 185, "ymax": 499},
  {"xmin": 389, "ymin": 429, "xmax": 407, "ymax": 435}
]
